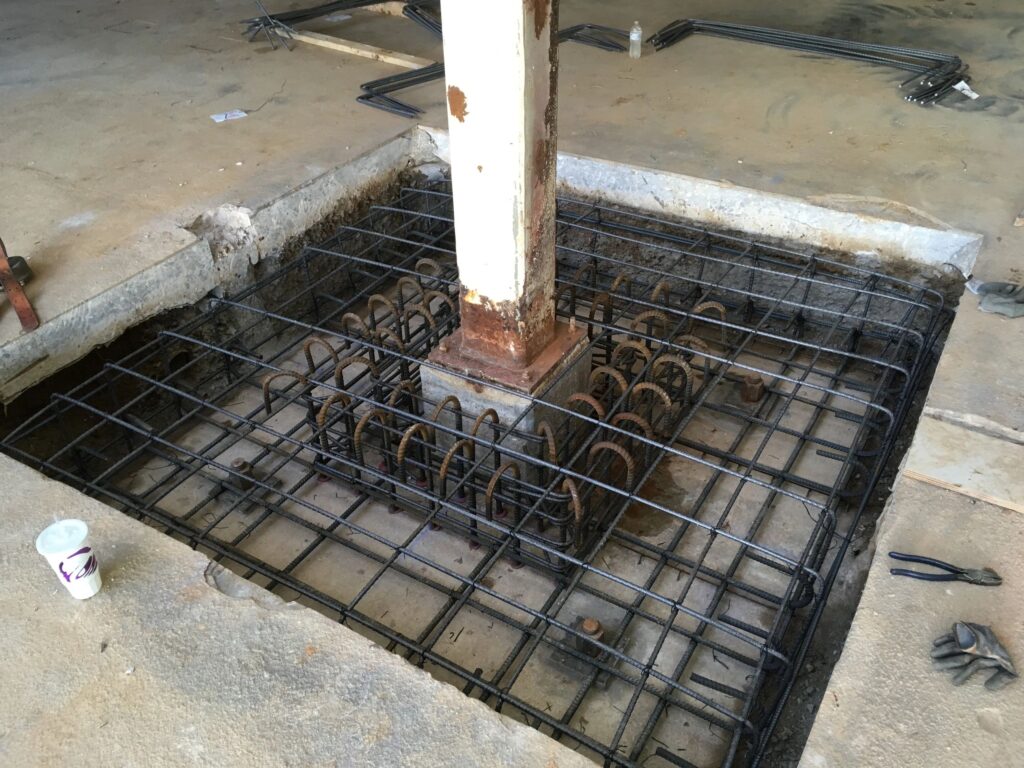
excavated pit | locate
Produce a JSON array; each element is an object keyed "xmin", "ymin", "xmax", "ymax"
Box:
[{"xmin": 0, "ymin": 180, "xmax": 954, "ymax": 768}]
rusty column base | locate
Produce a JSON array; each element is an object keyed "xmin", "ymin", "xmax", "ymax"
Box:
[
  {"xmin": 428, "ymin": 320, "xmax": 587, "ymax": 395},
  {"xmin": 422, "ymin": 321, "xmax": 592, "ymax": 486}
]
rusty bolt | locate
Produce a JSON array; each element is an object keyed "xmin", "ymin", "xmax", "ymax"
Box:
[
  {"xmin": 569, "ymin": 316, "xmax": 577, "ymax": 331},
  {"xmin": 520, "ymin": 370, "xmax": 530, "ymax": 383},
  {"xmin": 576, "ymin": 616, "xmax": 605, "ymax": 656},
  {"xmin": 231, "ymin": 458, "xmax": 255, "ymax": 491},
  {"xmin": 741, "ymin": 373, "xmax": 766, "ymax": 403},
  {"xmin": 581, "ymin": 617, "xmax": 603, "ymax": 637},
  {"xmin": 438, "ymin": 340, "xmax": 449, "ymax": 353}
]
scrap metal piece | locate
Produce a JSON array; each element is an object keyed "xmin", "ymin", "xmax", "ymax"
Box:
[
  {"xmin": 932, "ymin": 622, "xmax": 1018, "ymax": 690},
  {"xmin": 0, "ymin": 237, "xmax": 40, "ymax": 332},
  {"xmin": 889, "ymin": 551, "xmax": 1002, "ymax": 587}
]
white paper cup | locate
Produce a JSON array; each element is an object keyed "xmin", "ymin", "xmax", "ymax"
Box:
[{"xmin": 35, "ymin": 519, "xmax": 103, "ymax": 600}]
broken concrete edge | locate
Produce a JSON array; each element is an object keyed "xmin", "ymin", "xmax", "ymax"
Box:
[
  {"xmin": 0, "ymin": 453, "xmax": 595, "ymax": 768},
  {"xmin": 420, "ymin": 125, "xmax": 983, "ymax": 278},
  {"xmin": 0, "ymin": 237, "xmax": 214, "ymax": 403},
  {"xmin": 0, "ymin": 122, "xmax": 983, "ymax": 405},
  {"xmin": 215, "ymin": 127, "xmax": 424, "ymax": 291},
  {"xmin": 0, "ymin": 129, "xmax": 426, "ymax": 404}
]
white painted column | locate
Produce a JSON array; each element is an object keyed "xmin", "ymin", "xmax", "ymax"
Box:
[{"xmin": 440, "ymin": 0, "xmax": 559, "ymax": 365}]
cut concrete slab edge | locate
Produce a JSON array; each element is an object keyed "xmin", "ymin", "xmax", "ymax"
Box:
[
  {"xmin": 421, "ymin": 126, "xmax": 983, "ymax": 277},
  {"xmin": 0, "ymin": 454, "xmax": 594, "ymax": 768},
  {"xmin": 0, "ymin": 129, "xmax": 424, "ymax": 404},
  {"xmin": 901, "ymin": 414, "xmax": 1024, "ymax": 515}
]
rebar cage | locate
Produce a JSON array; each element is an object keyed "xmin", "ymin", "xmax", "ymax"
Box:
[{"xmin": 3, "ymin": 183, "xmax": 948, "ymax": 767}]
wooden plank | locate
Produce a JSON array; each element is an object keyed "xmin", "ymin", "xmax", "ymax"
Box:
[
  {"xmin": 362, "ymin": 2, "xmax": 408, "ymax": 16},
  {"xmin": 291, "ymin": 30, "xmax": 433, "ymax": 70},
  {"xmin": 902, "ymin": 416, "xmax": 1024, "ymax": 514}
]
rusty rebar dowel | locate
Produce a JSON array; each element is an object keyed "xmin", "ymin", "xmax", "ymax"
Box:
[
  {"xmin": 651, "ymin": 353, "xmax": 695, "ymax": 407},
  {"xmin": 470, "ymin": 409, "xmax": 501, "ymax": 471},
  {"xmin": 334, "ymin": 355, "xmax": 380, "ymax": 388},
  {"xmin": 340, "ymin": 312, "xmax": 372, "ymax": 338},
  {"xmin": 562, "ymin": 477, "xmax": 583, "ymax": 542},
  {"xmin": 632, "ymin": 310, "xmax": 670, "ymax": 347},
  {"xmin": 423, "ymin": 289, "xmax": 457, "ymax": 316},
  {"xmin": 303, "ymin": 336, "xmax": 340, "ymax": 376},
  {"xmin": 485, "ymin": 461, "xmax": 520, "ymax": 521},
  {"xmin": 376, "ymin": 326, "xmax": 409, "ymax": 379},
  {"xmin": 485, "ymin": 461, "xmax": 525, "ymax": 565},
  {"xmin": 587, "ymin": 441, "xmax": 636, "ymax": 488},
  {"xmin": 430, "ymin": 395, "xmax": 464, "ymax": 433},
  {"xmin": 438, "ymin": 437, "xmax": 478, "ymax": 541},
  {"xmin": 567, "ymin": 392, "xmax": 607, "ymax": 420},
  {"xmin": 590, "ymin": 366, "xmax": 630, "ymax": 398},
  {"xmin": 629, "ymin": 381, "xmax": 673, "ymax": 432},
  {"xmin": 316, "ymin": 392, "xmax": 352, "ymax": 456},
  {"xmin": 611, "ymin": 340, "xmax": 652, "ymax": 369},
  {"xmin": 534, "ymin": 421, "xmax": 560, "ymax": 464},
  {"xmin": 691, "ymin": 300, "xmax": 728, "ymax": 343},
  {"xmin": 397, "ymin": 422, "xmax": 434, "ymax": 490},
  {"xmin": 396, "ymin": 276, "xmax": 424, "ymax": 309},
  {"xmin": 261, "ymin": 370, "xmax": 308, "ymax": 415},
  {"xmin": 650, "ymin": 279, "xmax": 673, "ymax": 306},
  {"xmin": 402, "ymin": 304, "xmax": 437, "ymax": 346},
  {"xmin": 386, "ymin": 380, "xmax": 419, "ymax": 417},
  {"xmin": 367, "ymin": 293, "xmax": 400, "ymax": 328}
]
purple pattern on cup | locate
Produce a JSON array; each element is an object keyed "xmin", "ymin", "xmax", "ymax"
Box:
[{"xmin": 58, "ymin": 546, "xmax": 98, "ymax": 583}]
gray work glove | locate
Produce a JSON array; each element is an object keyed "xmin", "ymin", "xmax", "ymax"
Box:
[{"xmin": 931, "ymin": 622, "xmax": 1018, "ymax": 691}]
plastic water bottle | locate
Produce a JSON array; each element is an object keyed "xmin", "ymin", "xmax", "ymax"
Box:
[{"xmin": 629, "ymin": 21, "xmax": 642, "ymax": 59}]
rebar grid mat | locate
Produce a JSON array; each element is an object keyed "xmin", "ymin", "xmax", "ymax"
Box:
[{"xmin": 3, "ymin": 184, "xmax": 948, "ymax": 767}]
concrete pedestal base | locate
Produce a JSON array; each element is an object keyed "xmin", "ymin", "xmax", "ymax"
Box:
[{"xmin": 421, "ymin": 321, "xmax": 592, "ymax": 471}]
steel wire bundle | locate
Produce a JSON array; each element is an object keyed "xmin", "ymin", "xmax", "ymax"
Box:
[
  {"xmin": 243, "ymin": 0, "xmax": 385, "ymax": 40},
  {"xmin": 649, "ymin": 19, "xmax": 971, "ymax": 106}
]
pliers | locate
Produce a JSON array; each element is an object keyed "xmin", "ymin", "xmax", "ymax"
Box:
[{"xmin": 888, "ymin": 551, "xmax": 1002, "ymax": 587}]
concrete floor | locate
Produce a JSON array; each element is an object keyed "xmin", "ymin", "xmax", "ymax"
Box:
[
  {"xmin": 801, "ymin": 475, "xmax": 1024, "ymax": 768},
  {"xmin": 2, "ymin": 0, "xmax": 1024, "ymax": 766}
]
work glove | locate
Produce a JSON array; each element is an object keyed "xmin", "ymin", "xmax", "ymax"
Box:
[{"xmin": 931, "ymin": 622, "xmax": 1018, "ymax": 691}]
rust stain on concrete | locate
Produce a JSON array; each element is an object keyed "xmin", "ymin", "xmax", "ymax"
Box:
[
  {"xmin": 525, "ymin": 0, "xmax": 553, "ymax": 39},
  {"xmin": 447, "ymin": 85, "xmax": 468, "ymax": 122}
]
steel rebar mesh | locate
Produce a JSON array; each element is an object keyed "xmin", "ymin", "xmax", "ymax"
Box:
[{"xmin": 2, "ymin": 182, "xmax": 948, "ymax": 767}]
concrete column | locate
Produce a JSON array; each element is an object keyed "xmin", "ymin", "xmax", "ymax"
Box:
[{"xmin": 439, "ymin": 0, "xmax": 559, "ymax": 367}]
